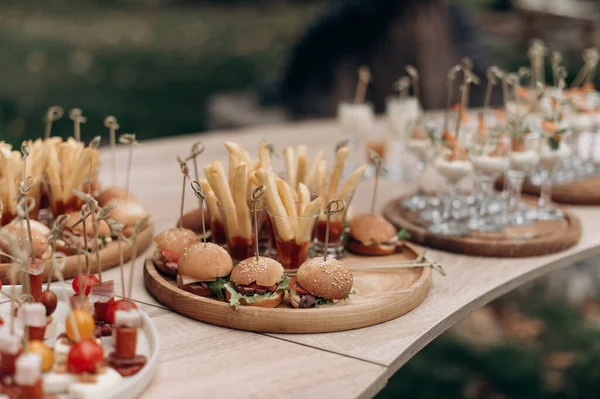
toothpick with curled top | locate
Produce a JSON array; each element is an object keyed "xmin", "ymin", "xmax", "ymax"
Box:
[
  {"xmin": 104, "ymin": 116, "xmax": 120, "ymax": 187},
  {"xmin": 354, "ymin": 66, "xmax": 371, "ymax": 105},
  {"xmin": 177, "ymin": 156, "xmax": 190, "ymax": 229},
  {"xmin": 349, "ymin": 249, "xmax": 446, "ymax": 276},
  {"xmin": 405, "ymin": 65, "xmax": 420, "ymax": 108},
  {"xmin": 72, "ymin": 188, "xmax": 104, "ymax": 282},
  {"xmin": 483, "ymin": 66, "xmax": 500, "ymax": 118},
  {"xmin": 249, "ymin": 185, "xmax": 266, "ymax": 261},
  {"xmin": 119, "ymin": 133, "xmax": 138, "ymax": 206},
  {"xmin": 86, "ymin": 136, "xmax": 101, "ymax": 194},
  {"xmin": 393, "ymin": 76, "xmax": 411, "ymax": 99},
  {"xmin": 368, "ymin": 151, "xmax": 385, "ymax": 215},
  {"xmin": 46, "ymin": 214, "xmax": 70, "ymax": 291},
  {"xmin": 44, "ymin": 106, "xmax": 63, "ymax": 140},
  {"xmin": 444, "ymin": 65, "xmax": 462, "ymax": 134},
  {"xmin": 323, "ymin": 200, "xmax": 346, "ymax": 261},
  {"xmin": 185, "ymin": 141, "xmax": 205, "ymax": 207},
  {"xmin": 106, "ymin": 219, "xmax": 128, "ymax": 298},
  {"xmin": 6, "ymin": 233, "xmax": 28, "ymax": 334},
  {"xmin": 455, "ymin": 71, "xmax": 480, "ymax": 141},
  {"xmin": 191, "ymin": 181, "xmax": 208, "ymax": 247},
  {"xmin": 69, "ymin": 108, "xmax": 87, "ymax": 142},
  {"xmin": 127, "ymin": 217, "xmax": 150, "ymax": 300}
]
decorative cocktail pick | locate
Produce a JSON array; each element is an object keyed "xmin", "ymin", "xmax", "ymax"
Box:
[
  {"xmin": 104, "ymin": 116, "xmax": 120, "ymax": 187},
  {"xmin": 78, "ymin": 205, "xmax": 93, "ymax": 294},
  {"xmin": 52, "ymin": 253, "xmax": 82, "ymax": 342},
  {"xmin": 191, "ymin": 181, "xmax": 208, "ymax": 247},
  {"xmin": 107, "ymin": 219, "xmax": 128, "ymax": 298},
  {"xmin": 177, "ymin": 156, "xmax": 190, "ymax": 229},
  {"xmin": 249, "ymin": 185, "xmax": 266, "ymax": 261},
  {"xmin": 484, "ymin": 66, "xmax": 499, "ymax": 117},
  {"xmin": 517, "ymin": 67, "xmax": 531, "ymax": 88},
  {"xmin": 529, "ymin": 39, "xmax": 547, "ymax": 87},
  {"xmin": 20, "ymin": 141, "xmax": 30, "ymax": 180},
  {"xmin": 6, "ymin": 234, "xmax": 28, "ymax": 334},
  {"xmin": 571, "ymin": 48, "xmax": 599, "ymax": 88},
  {"xmin": 584, "ymin": 48, "xmax": 599, "ymax": 85},
  {"xmin": 460, "ymin": 57, "xmax": 474, "ymax": 106},
  {"xmin": 44, "ymin": 106, "xmax": 63, "ymax": 140},
  {"xmin": 323, "ymin": 200, "xmax": 346, "ymax": 261},
  {"xmin": 393, "ymin": 76, "xmax": 411, "ymax": 99},
  {"xmin": 185, "ymin": 141, "xmax": 205, "ymax": 207},
  {"xmin": 69, "ymin": 108, "xmax": 87, "ymax": 142},
  {"xmin": 86, "ymin": 136, "xmax": 101, "ymax": 194},
  {"xmin": 368, "ymin": 150, "xmax": 386, "ymax": 214},
  {"xmin": 553, "ymin": 67, "xmax": 569, "ymax": 122},
  {"xmin": 551, "ymin": 51, "xmax": 563, "ymax": 87},
  {"xmin": 444, "ymin": 65, "xmax": 462, "ymax": 133},
  {"xmin": 354, "ymin": 66, "xmax": 371, "ymax": 105},
  {"xmin": 405, "ymin": 65, "xmax": 420, "ymax": 105},
  {"xmin": 46, "ymin": 214, "xmax": 69, "ymax": 291},
  {"xmin": 16, "ymin": 195, "xmax": 36, "ymax": 263},
  {"xmin": 127, "ymin": 217, "xmax": 150, "ymax": 300},
  {"xmin": 118, "ymin": 133, "xmax": 138, "ymax": 206},
  {"xmin": 455, "ymin": 72, "xmax": 480, "ymax": 141},
  {"xmin": 335, "ymin": 139, "xmax": 349, "ymax": 152},
  {"xmin": 73, "ymin": 189, "xmax": 103, "ymax": 282}
]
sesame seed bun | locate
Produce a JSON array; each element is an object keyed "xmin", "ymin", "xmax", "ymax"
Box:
[
  {"xmin": 296, "ymin": 258, "xmax": 353, "ymax": 300},
  {"xmin": 177, "ymin": 208, "xmax": 211, "ymax": 236},
  {"xmin": 349, "ymin": 214, "xmax": 397, "ymax": 245},
  {"xmin": 0, "ymin": 220, "xmax": 50, "ymax": 259},
  {"xmin": 347, "ymin": 239, "xmax": 396, "ymax": 256},
  {"xmin": 230, "ymin": 257, "xmax": 283, "ymax": 287},
  {"xmin": 154, "ymin": 228, "xmax": 199, "ymax": 256},
  {"xmin": 178, "ymin": 242, "xmax": 232, "ymax": 282},
  {"xmin": 106, "ymin": 198, "xmax": 149, "ymax": 229},
  {"xmin": 66, "ymin": 211, "xmax": 111, "ymax": 238},
  {"xmin": 224, "ymin": 289, "xmax": 284, "ymax": 308},
  {"xmin": 96, "ymin": 187, "xmax": 137, "ymax": 207}
]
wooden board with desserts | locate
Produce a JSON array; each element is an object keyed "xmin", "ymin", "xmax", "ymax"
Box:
[{"xmin": 144, "ymin": 139, "xmax": 438, "ymax": 334}]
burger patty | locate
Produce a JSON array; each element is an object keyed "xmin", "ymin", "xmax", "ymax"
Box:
[
  {"xmin": 153, "ymin": 250, "xmax": 178, "ymax": 274},
  {"xmin": 232, "ymin": 282, "xmax": 276, "ymax": 296},
  {"xmin": 299, "ymin": 293, "xmax": 316, "ymax": 308}
]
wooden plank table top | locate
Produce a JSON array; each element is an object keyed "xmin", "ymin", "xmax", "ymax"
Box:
[{"xmin": 91, "ymin": 118, "xmax": 600, "ymax": 398}]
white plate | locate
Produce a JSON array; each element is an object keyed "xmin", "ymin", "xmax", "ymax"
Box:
[{"xmin": 0, "ymin": 286, "xmax": 160, "ymax": 399}]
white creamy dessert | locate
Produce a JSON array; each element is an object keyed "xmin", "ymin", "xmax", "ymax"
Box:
[
  {"xmin": 470, "ymin": 155, "xmax": 508, "ymax": 177},
  {"xmin": 509, "ymin": 150, "xmax": 540, "ymax": 172},
  {"xmin": 338, "ymin": 103, "xmax": 375, "ymax": 138},
  {"xmin": 406, "ymin": 139, "xmax": 430, "ymax": 159},
  {"xmin": 540, "ymin": 142, "xmax": 571, "ymax": 170},
  {"xmin": 434, "ymin": 157, "xmax": 472, "ymax": 184}
]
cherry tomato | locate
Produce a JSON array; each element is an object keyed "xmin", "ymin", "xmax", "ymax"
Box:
[
  {"xmin": 67, "ymin": 339, "xmax": 104, "ymax": 374},
  {"xmin": 106, "ymin": 299, "xmax": 137, "ymax": 325},
  {"xmin": 0, "ymin": 315, "xmax": 4, "ymax": 326},
  {"xmin": 72, "ymin": 274, "xmax": 99, "ymax": 296},
  {"xmin": 28, "ymin": 340, "xmax": 54, "ymax": 372},
  {"xmin": 65, "ymin": 310, "xmax": 95, "ymax": 342},
  {"xmin": 38, "ymin": 290, "xmax": 58, "ymax": 316}
]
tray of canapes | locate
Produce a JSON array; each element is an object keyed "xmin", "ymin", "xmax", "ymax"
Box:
[
  {"xmin": 0, "ymin": 230, "xmax": 158, "ymax": 399},
  {"xmin": 144, "ymin": 140, "xmax": 440, "ymax": 333},
  {"xmin": 0, "ymin": 109, "xmax": 153, "ymax": 281}
]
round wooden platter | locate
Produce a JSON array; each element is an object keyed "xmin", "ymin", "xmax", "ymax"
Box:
[
  {"xmin": 382, "ymin": 195, "xmax": 581, "ymax": 257},
  {"xmin": 0, "ymin": 224, "xmax": 154, "ymax": 281},
  {"xmin": 496, "ymin": 175, "xmax": 600, "ymax": 205},
  {"xmin": 143, "ymin": 243, "xmax": 432, "ymax": 334}
]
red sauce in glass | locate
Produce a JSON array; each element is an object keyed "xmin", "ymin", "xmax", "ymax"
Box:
[
  {"xmin": 367, "ymin": 140, "xmax": 387, "ymax": 162},
  {"xmin": 0, "ymin": 348, "xmax": 22, "ymax": 375},
  {"xmin": 115, "ymin": 328, "xmax": 138, "ymax": 359},
  {"xmin": 275, "ymin": 239, "xmax": 309, "ymax": 271},
  {"xmin": 94, "ymin": 297, "xmax": 115, "ymax": 323},
  {"xmin": 27, "ymin": 326, "xmax": 45, "ymax": 341},
  {"xmin": 228, "ymin": 236, "xmax": 254, "ymax": 262},
  {"xmin": 19, "ymin": 379, "xmax": 43, "ymax": 399},
  {"xmin": 29, "ymin": 273, "xmax": 43, "ymax": 302},
  {"xmin": 314, "ymin": 220, "xmax": 344, "ymax": 244},
  {"xmin": 211, "ymin": 220, "xmax": 227, "ymax": 245},
  {"xmin": 261, "ymin": 215, "xmax": 276, "ymax": 248}
]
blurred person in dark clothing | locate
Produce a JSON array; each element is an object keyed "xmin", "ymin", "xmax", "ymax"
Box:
[{"xmin": 278, "ymin": 0, "xmax": 496, "ymax": 118}]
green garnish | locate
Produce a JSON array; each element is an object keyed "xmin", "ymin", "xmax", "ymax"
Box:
[
  {"xmin": 397, "ymin": 229, "xmax": 411, "ymax": 241},
  {"xmin": 548, "ymin": 136, "xmax": 560, "ymax": 150},
  {"xmin": 207, "ymin": 277, "xmax": 229, "ymax": 301},
  {"xmin": 224, "ymin": 276, "xmax": 289, "ymax": 310}
]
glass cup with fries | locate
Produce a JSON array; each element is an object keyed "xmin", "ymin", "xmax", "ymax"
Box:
[{"xmin": 218, "ymin": 202, "xmax": 267, "ymax": 264}]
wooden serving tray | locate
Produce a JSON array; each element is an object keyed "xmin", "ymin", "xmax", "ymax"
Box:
[
  {"xmin": 0, "ymin": 224, "xmax": 154, "ymax": 281},
  {"xmin": 382, "ymin": 196, "xmax": 581, "ymax": 257},
  {"xmin": 143, "ymin": 243, "xmax": 432, "ymax": 333},
  {"xmin": 496, "ymin": 176, "xmax": 600, "ymax": 205}
]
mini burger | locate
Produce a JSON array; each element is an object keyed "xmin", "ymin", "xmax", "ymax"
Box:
[
  {"xmin": 289, "ymin": 258, "xmax": 354, "ymax": 308},
  {"xmin": 105, "ymin": 199, "xmax": 150, "ymax": 236},
  {"xmin": 224, "ymin": 257, "xmax": 287, "ymax": 309},
  {"xmin": 177, "ymin": 242, "xmax": 233, "ymax": 298},
  {"xmin": 63, "ymin": 211, "xmax": 112, "ymax": 253},
  {"xmin": 153, "ymin": 228, "xmax": 199, "ymax": 276},
  {"xmin": 96, "ymin": 187, "xmax": 137, "ymax": 207},
  {"xmin": 0, "ymin": 220, "xmax": 51, "ymax": 259},
  {"xmin": 347, "ymin": 214, "xmax": 406, "ymax": 256},
  {"xmin": 177, "ymin": 208, "xmax": 211, "ymax": 240}
]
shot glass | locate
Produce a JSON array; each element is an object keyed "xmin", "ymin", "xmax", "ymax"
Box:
[
  {"xmin": 218, "ymin": 202, "xmax": 266, "ymax": 263},
  {"xmin": 205, "ymin": 192, "xmax": 227, "ymax": 246},
  {"xmin": 310, "ymin": 191, "xmax": 354, "ymax": 259},
  {"xmin": 269, "ymin": 208, "xmax": 320, "ymax": 273}
]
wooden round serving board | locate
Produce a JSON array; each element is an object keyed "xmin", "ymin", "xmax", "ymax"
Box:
[
  {"xmin": 382, "ymin": 196, "xmax": 581, "ymax": 257},
  {"xmin": 496, "ymin": 176, "xmax": 600, "ymax": 205},
  {"xmin": 0, "ymin": 224, "xmax": 154, "ymax": 281},
  {"xmin": 143, "ymin": 243, "xmax": 432, "ymax": 333}
]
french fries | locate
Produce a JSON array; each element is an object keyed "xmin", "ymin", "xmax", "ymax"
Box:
[
  {"xmin": 256, "ymin": 168, "xmax": 294, "ymax": 241},
  {"xmin": 233, "ymin": 163, "xmax": 251, "ymax": 238},
  {"xmin": 297, "ymin": 183, "xmax": 310, "ymax": 216},
  {"xmin": 204, "ymin": 160, "xmax": 238, "ymax": 237},
  {"xmin": 295, "ymin": 197, "xmax": 324, "ymax": 244},
  {"xmin": 327, "ymin": 146, "xmax": 349, "ymax": 198},
  {"xmin": 283, "ymin": 147, "xmax": 296, "ymax": 189},
  {"xmin": 197, "ymin": 178, "xmax": 221, "ymax": 223},
  {"xmin": 276, "ymin": 178, "xmax": 298, "ymax": 232}
]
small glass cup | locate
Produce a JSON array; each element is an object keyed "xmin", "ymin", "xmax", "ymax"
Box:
[
  {"xmin": 310, "ymin": 191, "xmax": 353, "ymax": 259},
  {"xmin": 537, "ymin": 129, "xmax": 571, "ymax": 220},
  {"xmin": 403, "ymin": 118, "xmax": 434, "ymax": 210},
  {"xmin": 218, "ymin": 202, "xmax": 266, "ymax": 263},
  {"xmin": 386, "ymin": 96, "xmax": 421, "ymax": 182},
  {"xmin": 45, "ymin": 179, "xmax": 83, "ymax": 217},
  {"xmin": 506, "ymin": 131, "xmax": 540, "ymax": 225},
  {"xmin": 269, "ymin": 209, "xmax": 320, "ymax": 273},
  {"xmin": 204, "ymin": 192, "xmax": 226, "ymax": 246}
]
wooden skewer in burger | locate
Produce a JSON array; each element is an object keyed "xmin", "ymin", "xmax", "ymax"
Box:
[
  {"xmin": 175, "ymin": 182, "xmax": 233, "ymax": 299},
  {"xmin": 223, "ymin": 186, "xmax": 288, "ymax": 309},
  {"xmin": 347, "ymin": 152, "xmax": 411, "ymax": 256},
  {"xmin": 153, "ymin": 157, "xmax": 200, "ymax": 277},
  {"xmin": 177, "ymin": 142, "xmax": 211, "ymax": 237},
  {"xmin": 289, "ymin": 200, "xmax": 354, "ymax": 308}
]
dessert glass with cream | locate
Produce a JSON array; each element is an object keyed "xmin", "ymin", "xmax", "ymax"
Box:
[
  {"xmin": 506, "ymin": 129, "xmax": 540, "ymax": 225},
  {"xmin": 386, "ymin": 96, "xmax": 421, "ymax": 181},
  {"xmin": 402, "ymin": 117, "xmax": 434, "ymax": 211},
  {"xmin": 428, "ymin": 131, "xmax": 472, "ymax": 236}
]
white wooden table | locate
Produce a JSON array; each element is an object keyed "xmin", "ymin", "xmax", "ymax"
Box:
[{"xmin": 93, "ymin": 119, "xmax": 600, "ymax": 398}]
